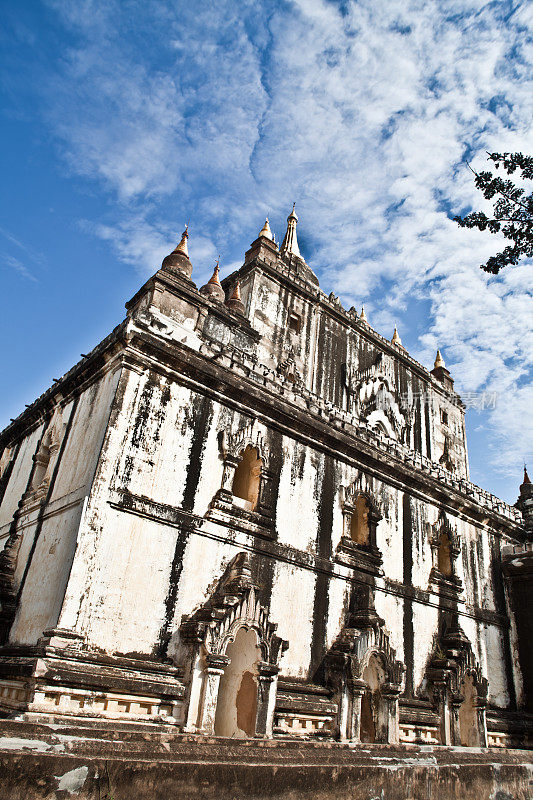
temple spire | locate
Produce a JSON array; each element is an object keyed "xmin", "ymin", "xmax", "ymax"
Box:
[
  {"xmin": 518, "ymin": 464, "xmax": 533, "ymax": 534},
  {"xmin": 176, "ymin": 226, "xmax": 189, "ymax": 256},
  {"xmin": 431, "ymin": 346, "xmax": 454, "ymax": 390},
  {"xmin": 391, "ymin": 326, "xmax": 402, "ymax": 346},
  {"xmin": 199, "ymin": 256, "xmax": 224, "ymax": 302},
  {"xmin": 281, "ymin": 203, "xmax": 301, "ymax": 258},
  {"xmin": 434, "ymin": 349, "xmax": 445, "ymax": 369},
  {"xmin": 259, "ymin": 218, "xmax": 273, "ymax": 241},
  {"xmin": 225, "ymin": 280, "xmax": 245, "ymax": 315},
  {"xmin": 360, "ymin": 306, "xmax": 368, "ymax": 324},
  {"xmin": 161, "ymin": 224, "xmax": 193, "ymax": 279}
]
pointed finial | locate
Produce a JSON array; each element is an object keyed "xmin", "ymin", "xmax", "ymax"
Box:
[
  {"xmin": 176, "ymin": 226, "xmax": 189, "ymax": 256},
  {"xmin": 360, "ymin": 306, "xmax": 368, "ymax": 323},
  {"xmin": 259, "ymin": 218, "xmax": 273, "ymax": 241},
  {"xmin": 225, "ymin": 279, "xmax": 245, "ymax": 315},
  {"xmin": 161, "ymin": 224, "xmax": 193, "ymax": 279},
  {"xmin": 230, "ymin": 281, "xmax": 241, "ymax": 301},
  {"xmin": 434, "ymin": 349, "xmax": 445, "ymax": 369},
  {"xmin": 208, "ymin": 256, "xmax": 222, "ymax": 286},
  {"xmin": 281, "ymin": 203, "xmax": 301, "ymax": 257},
  {"xmin": 199, "ymin": 255, "xmax": 224, "ymax": 301},
  {"xmin": 524, "ymin": 465, "xmax": 531, "ymax": 485},
  {"xmin": 391, "ymin": 325, "xmax": 402, "ymax": 346}
]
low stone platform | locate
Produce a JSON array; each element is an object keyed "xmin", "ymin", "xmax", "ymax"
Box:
[{"xmin": 0, "ymin": 718, "xmax": 531, "ymax": 799}]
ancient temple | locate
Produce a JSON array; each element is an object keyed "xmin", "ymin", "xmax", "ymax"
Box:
[{"xmin": 0, "ymin": 208, "xmax": 532, "ymax": 750}]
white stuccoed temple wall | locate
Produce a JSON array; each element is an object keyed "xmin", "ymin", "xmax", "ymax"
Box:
[{"xmin": 0, "ymin": 211, "xmax": 531, "ymax": 748}]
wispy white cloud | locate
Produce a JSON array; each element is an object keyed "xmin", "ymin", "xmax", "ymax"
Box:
[
  {"xmin": 37, "ymin": 0, "xmax": 533, "ymax": 493},
  {"xmin": 0, "ymin": 225, "xmax": 45, "ymax": 266},
  {"xmin": 2, "ymin": 253, "xmax": 39, "ymax": 282}
]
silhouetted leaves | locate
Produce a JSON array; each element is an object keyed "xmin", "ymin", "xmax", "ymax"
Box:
[{"xmin": 454, "ymin": 152, "xmax": 533, "ymax": 273}]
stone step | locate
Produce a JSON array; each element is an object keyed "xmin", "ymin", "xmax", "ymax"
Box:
[
  {"xmin": 0, "ymin": 745, "xmax": 532, "ymax": 800},
  {"xmin": 0, "ymin": 719, "xmax": 531, "ymax": 767}
]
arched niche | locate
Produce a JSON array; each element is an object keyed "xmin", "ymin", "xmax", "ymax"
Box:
[
  {"xmin": 360, "ymin": 652, "xmax": 388, "ymax": 743},
  {"xmin": 338, "ymin": 488, "xmax": 383, "ymax": 577},
  {"xmin": 428, "ymin": 512, "xmax": 461, "ymax": 586},
  {"xmin": 213, "ymin": 425, "xmax": 276, "ymax": 524},
  {"xmin": 437, "ymin": 528, "xmax": 453, "ymax": 577},
  {"xmin": 180, "ymin": 552, "xmax": 288, "ymax": 738},
  {"xmin": 214, "ymin": 626, "xmax": 260, "ymax": 738},
  {"xmin": 232, "ymin": 446, "xmax": 262, "ymax": 511},
  {"xmin": 30, "ymin": 427, "xmax": 61, "ymax": 497},
  {"xmin": 350, "ymin": 495, "xmax": 371, "ymax": 546},
  {"xmin": 323, "ymin": 606, "xmax": 404, "ymax": 744},
  {"xmin": 426, "ymin": 623, "xmax": 488, "ymax": 747},
  {"xmin": 342, "ymin": 487, "xmax": 382, "ymax": 551}
]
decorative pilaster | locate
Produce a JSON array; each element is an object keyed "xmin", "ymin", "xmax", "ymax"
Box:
[
  {"xmin": 199, "ymin": 654, "xmax": 230, "ymax": 734},
  {"xmin": 255, "ymin": 663, "xmax": 279, "ymax": 737}
]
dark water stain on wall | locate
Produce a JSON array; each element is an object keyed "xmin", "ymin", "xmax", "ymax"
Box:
[
  {"xmin": 157, "ymin": 394, "xmax": 214, "ymax": 657},
  {"xmin": 309, "ymin": 454, "xmax": 335, "ymax": 677},
  {"xmin": 402, "ymin": 491, "xmax": 414, "ymax": 697}
]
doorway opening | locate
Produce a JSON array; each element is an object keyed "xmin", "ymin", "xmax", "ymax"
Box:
[
  {"xmin": 214, "ymin": 627, "xmax": 260, "ymax": 738},
  {"xmin": 458, "ymin": 673, "xmax": 478, "ymax": 746},
  {"xmin": 360, "ymin": 653, "xmax": 386, "ymax": 743}
]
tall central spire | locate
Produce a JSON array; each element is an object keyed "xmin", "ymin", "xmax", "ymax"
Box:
[{"xmin": 281, "ymin": 203, "xmax": 301, "ymax": 258}]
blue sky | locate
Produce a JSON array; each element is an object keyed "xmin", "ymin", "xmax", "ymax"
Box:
[{"xmin": 1, "ymin": 0, "xmax": 532, "ymax": 503}]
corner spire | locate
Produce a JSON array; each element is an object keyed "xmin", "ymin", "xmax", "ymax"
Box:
[
  {"xmin": 225, "ymin": 280, "xmax": 245, "ymax": 315},
  {"xmin": 208, "ymin": 257, "xmax": 221, "ymax": 286},
  {"xmin": 518, "ymin": 464, "xmax": 533, "ymax": 534},
  {"xmin": 281, "ymin": 203, "xmax": 301, "ymax": 258},
  {"xmin": 391, "ymin": 326, "xmax": 402, "ymax": 346},
  {"xmin": 434, "ymin": 349, "xmax": 445, "ymax": 370},
  {"xmin": 360, "ymin": 306, "xmax": 368, "ymax": 324},
  {"xmin": 176, "ymin": 225, "xmax": 189, "ymax": 256},
  {"xmin": 259, "ymin": 218, "xmax": 273, "ymax": 241},
  {"xmin": 200, "ymin": 256, "xmax": 225, "ymax": 302},
  {"xmin": 161, "ymin": 224, "xmax": 193, "ymax": 279},
  {"xmin": 431, "ymin": 346, "xmax": 454, "ymax": 390}
]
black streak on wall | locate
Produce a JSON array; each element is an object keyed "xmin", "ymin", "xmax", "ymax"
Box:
[
  {"xmin": 414, "ymin": 397, "xmax": 422, "ymax": 455},
  {"xmin": 424, "ymin": 402, "xmax": 432, "ymax": 461},
  {"xmin": 157, "ymin": 394, "xmax": 213, "ymax": 657},
  {"xmin": 310, "ymin": 454, "xmax": 334, "ymax": 678},
  {"xmin": 490, "ymin": 539, "xmax": 517, "ymax": 710},
  {"xmin": 0, "ymin": 442, "xmax": 21, "ymax": 508},
  {"xmin": 402, "ymin": 491, "xmax": 415, "ymax": 696},
  {"xmin": 252, "ymin": 427, "xmax": 283, "ymax": 609}
]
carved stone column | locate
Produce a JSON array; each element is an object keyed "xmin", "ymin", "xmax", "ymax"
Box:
[
  {"xmin": 434, "ymin": 683, "xmax": 452, "ymax": 745},
  {"xmin": 324, "ymin": 652, "xmax": 350, "ymax": 741},
  {"xmin": 347, "ymin": 678, "xmax": 366, "ymax": 742},
  {"xmin": 381, "ymin": 684, "xmax": 401, "ymax": 744},
  {"xmin": 475, "ymin": 695, "xmax": 488, "ymax": 747},
  {"xmin": 197, "ymin": 654, "xmax": 229, "ymax": 734},
  {"xmin": 182, "ymin": 645, "xmax": 204, "ymax": 733},
  {"xmin": 256, "ymin": 470, "xmax": 275, "ymax": 517},
  {"xmin": 451, "ymin": 696, "xmax": 463, "ymax": 745},
  {"xmin": 256, "ymin": 663, "xmax": 279, "ymax": 737},
  {"xmin": 217, "ymin": 457, "xmax": 238, "ymax": 503}
]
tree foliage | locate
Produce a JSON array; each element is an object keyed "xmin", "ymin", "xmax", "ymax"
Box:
[{"xmin": 454, "ymin": 152, "xmax": 533, "ymax": 274}]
